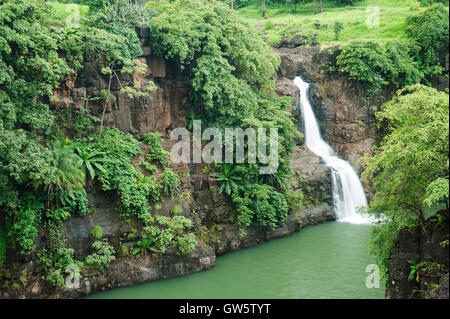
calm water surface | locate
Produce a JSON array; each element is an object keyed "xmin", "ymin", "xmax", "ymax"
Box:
[{"xmin": 88, "ymin": 222, "xmax": 385, "ymax": 299}]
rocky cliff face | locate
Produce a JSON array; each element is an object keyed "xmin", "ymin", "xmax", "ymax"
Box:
[
  {"xmin": 275, "ymin": 46, "xmax": 392, "ymax": 198},
  {"xmin": 385, "ymin": 210, "xmax": 449, "ymax": 299},
  {"xmin": 0, "ymin": 29, "xmax": 336, "ymax": 299},
  {"xmin": 53, "ymin": 27, "xmax": 190, "ymax": 138},
  {"xmin": 276, "ymin": 46, "xmax": 449, "ymax": 300}
]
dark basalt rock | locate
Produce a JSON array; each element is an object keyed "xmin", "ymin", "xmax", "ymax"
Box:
[
  {"xmin": 275, "ymin": 35, "xmax": 308, "ymax": 49},
  {"xmin": 386, "ymin": 211, "xmax": 449, "ymax": 299}
]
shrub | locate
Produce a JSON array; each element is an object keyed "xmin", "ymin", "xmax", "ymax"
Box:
[
  {"xmin": 140, "ymin": 161, "xmax": 157, "ymax": 174},
  {"xmin": 39, "ymin": 247, "xmax": 76, "ymax": 288},
  {"xmin": 162, "ymin": 168, "xmax": 181, "ymax": 197},
  {"xmin": 143, "ymin": 132, "xmax": 170, "ymax": 168},
  {"xmin": 265, "ymin": 20, "xmax": 274, "ymax": 30},
  {"xmin": 89, "ymin": 0, "xmax": 157, "ymax": 26},
  {"xmin": 142, "ymin": 215, "xmax": 195, "ymax": 254},
  {"xmin": 176, "ymin": 233, "xmax": 197, "ymax": 255},
  {"xmin": 171, "ymin": 204, "xmax": 183, "ymax": 216},
  {"xmin": 232, "ymin": 184, "xmax": 289, "ymax": 229},
  {"xmin": 337, "ymin": 41, "xmax": 395, "ymax": 93},
  {"xmin": 333, "ymin": 21, "xmax": 344, "ymax": 41},
  {"xmin": 336, "ymin": 41, "xmax": 422, "ymax": 93},
  {"xmin": 405, "ymin": 4, "xmax": 449, "ymax": 77},
  {"xmin": 284, "ymin": 189, "xmax": 305, "ymax": 211},
  {"xmin": 79, "ymin": 128, "xmax": 161, "ymax": 220},
  {"xmin": 90, "ymin": 226, "xmax": 103, "ymax": 240},
  {"xmin": 9, "ymin": 194, "xmax": 43, "ymax": 253},
  {"xmin": 85, "ymin": 239, "xmax": 115, "ymax": 271},
  {"xmin": 87, "ymin": 0, "xmax": 113, "ymax": 13}
]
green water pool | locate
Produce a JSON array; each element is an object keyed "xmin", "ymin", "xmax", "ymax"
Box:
[{"xmin": 87, "ymin": 222, "xmax": 385, "ymax": 299}]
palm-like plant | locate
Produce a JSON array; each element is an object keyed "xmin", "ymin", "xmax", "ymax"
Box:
[
  {"xmin": 75, "ymin": 148, "xmax": 107, "ymax": 181},
  {"xmin": 48, "ymin": 138, "xmax": 85, "ymax": 199},
  {"xmin": 211, "ymin": 164, "xmax": 243, "ymax": 196},
  {"xmin": 131, "ymin": 236, "xmax": 156, "ymax": 257}
]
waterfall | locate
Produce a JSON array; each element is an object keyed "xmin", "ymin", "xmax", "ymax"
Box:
[{"xmin": 294, "ymin": 76, "xmax": 372, "ymax": 224}]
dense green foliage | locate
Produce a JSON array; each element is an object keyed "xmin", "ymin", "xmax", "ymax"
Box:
[
  {"xmin": 39, "ymin": 246, "xmax": 76, "ymax": 287},
  {"xmin": 76, "ymin": 128, "xmax": 155, "ymax": 220},
  {"xmin": 85, "ymin": 239, "xmax": 116, "ymax": 271},
  {"xmin": 336, "ymin": 4, "xmax": 448, "ymax": 93},
  {"xmin": 333, "ymin": 21, "xmax": 343, "ymax": 41},
  {"xmin": 0, "ymin": 0, "xmax": 74, "ymax": 212},
  {"xmin": 9, "ymin": 194, "xmax": 43, "ymax": 253},
  {"xmin": 336, "ymin": 41, "xmax": 422, "ymax": 93},
  {"xmin": 148, "ymin": 0, "xmax": 297, "ymax": 228},
  {"xmin": 362, "ymin": 85, "xmax": 449, "ymax": 276},
  {"xmin": 161, "ymin": 169, "xmax": 181, "ymax": 197},
  {"xmin": 405, "ymin": 3, "xmax": 449, "ymax": 77},
  {"xmin": 138, "ymin": 215, "xmax": 197, "ymax": 255},
  {"xmin": 233, "ymin": 183, "xmax": 289, "ymax": 229},
  {"xmin": 0, "ymin": 0, "xmax": 188, "ymax": 285},
  {"xmin": 143, "ymin": 132, "xmax": 170, "ymax": 168}
]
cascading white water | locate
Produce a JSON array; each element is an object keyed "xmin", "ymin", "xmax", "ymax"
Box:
[{"xmin": 294, "ymin": 76, "xmax": 371, "ymax": 224}]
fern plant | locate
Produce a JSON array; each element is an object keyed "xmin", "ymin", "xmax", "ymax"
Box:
[{"xmin": 211, "ymin": 164, "xmax": 243, "ymax": 196}]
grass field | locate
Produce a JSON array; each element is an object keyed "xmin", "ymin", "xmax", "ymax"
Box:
[
  {"xmin": 43, "ymin": 0, "xmax": 446, "ymax": 47},
  {"xmin": 237, "ymin": 0, "xmax": 433, "ymax": 46}
]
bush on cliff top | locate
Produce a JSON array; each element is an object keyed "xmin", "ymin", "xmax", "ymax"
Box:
[{"xmin": 336, "ymin": 4, "xmax": 448, "ymax": 93}]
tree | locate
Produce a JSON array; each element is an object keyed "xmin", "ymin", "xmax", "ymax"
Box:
[
  {"xmin": 262, "ymin": 0, "xmax": 266, "ymax": 18},
  {"xmin": 405, "ymin": 4, "xmax": 449, "ymax": 78},
  {"xmin": 48, "ymin": 138, "xmax": 85, "ymax": 198},
  {"xmin": 362, "ymin": 84, "xmax": 448, "ymax": 222},
  {"xmin": 333, "ymin": 21, "xmax": 344, "ymax": 40},
  {"xmin": 361, "ymin": 84, "xmax": 449, "ymax": 276}
]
